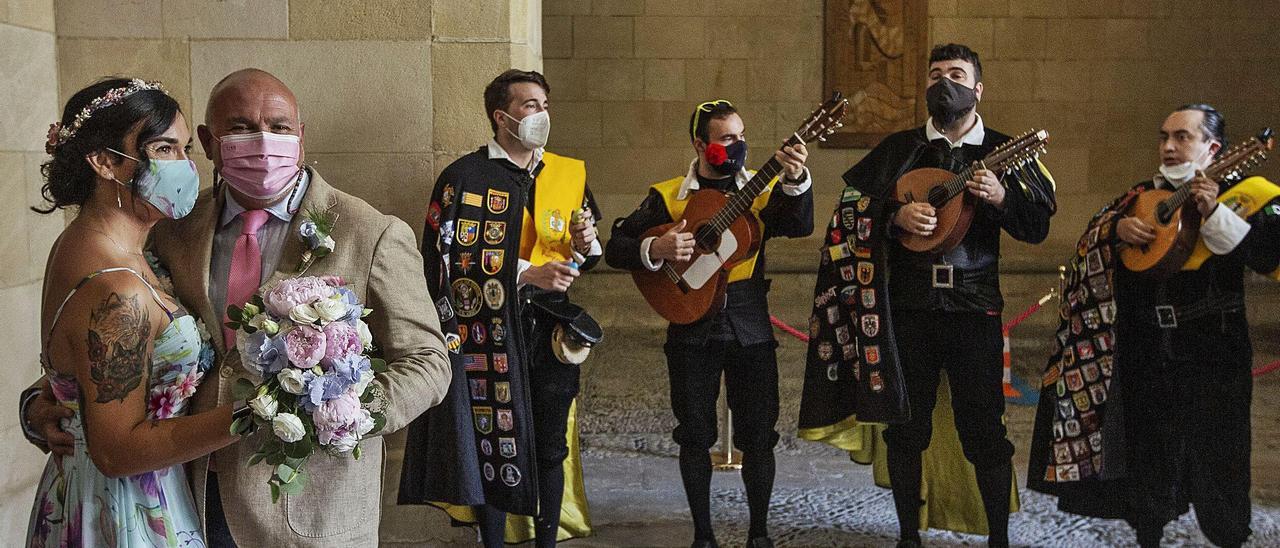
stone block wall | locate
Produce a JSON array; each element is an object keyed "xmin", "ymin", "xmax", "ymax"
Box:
[
  {"xmin": 545, "ymin": 0, "xmax": 1280, "ymax": 269},
  {"xmin": 0, "ymin": 0, "xmax": 59, "ymax": 541}
]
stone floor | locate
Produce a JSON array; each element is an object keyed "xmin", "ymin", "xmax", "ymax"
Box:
[{"xmin": 379, "ymin": 269, "xmax": 1280, "ymax": 547}]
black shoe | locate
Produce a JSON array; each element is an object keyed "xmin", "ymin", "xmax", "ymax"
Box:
[
  {"xmin": 895, "ymin": 539, "xmax": 923, "ymax": 548},
  {"xmin": 690, "ymin": 539, "xmax": 719, "ymax": 548},
  {"xmin": 746, "ymin": 537, "xmax": 775, "ymax": 548}
]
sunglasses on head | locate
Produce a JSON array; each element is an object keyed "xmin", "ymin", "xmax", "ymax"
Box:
[{"xmin": 690, "ymin": 99, "xmax": 734, "ymax": 140}]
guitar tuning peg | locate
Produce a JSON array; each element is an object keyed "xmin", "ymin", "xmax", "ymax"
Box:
[{"xmin": 818, "ymin": 136, "xmax": 827, "ymax": 142}]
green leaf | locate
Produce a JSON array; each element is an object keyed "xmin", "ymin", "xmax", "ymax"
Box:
[
  {"xmin": 247, "ymin": 452, "xmax": 266, "ymax": 466},
  {"xmin": 312, "ymin": 248, "xmax": 331, "ymax": 259},
  {"xmin": 232, "ymin": 378, "xmax": 257, "ymax": 401},
  {"xmin": 283, "ymin": 439, "xmax": 313, "ymax": 459},
  {"xmin": 227, "ymin": 306, "xmax": 243, "ymax": 322},
  {"xmin": 230, "ymin": 416, "xmax": 252, "ymax": 436},
  {"xmin": 360, "ymin": 389, "xmax": 375, "ymax": 404},
  {"xmin": 276, "ymin": 463, "xmax": 296, "ymax": 483},
  {"xmin": 369, "ymin": 413, "xmax": 387, "ymax": 436},
  {"xmin": 370, "ymin": 358, "xmax": 389, "ymax": 373},
  {"xmin": 266, "ymin": 451, "xmax": 286, "ymax": 466},
  {"xmin": 224, "ymin": 321, "xmax": 240, "ymax": 330},
  {"xmin": 353, "ymin": 446, "xmax": 362, "ymax": 460},
  {"xmin": 279, "ymin": 471, "xmax": 307, "ymax": 495},
  {"xmin": 270, "ymin": 482, "xmax": 281, "ymax": 504}
]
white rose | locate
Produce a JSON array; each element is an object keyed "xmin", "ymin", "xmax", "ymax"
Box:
[
  {"xmin": 314, "ymin": 297, "xmax": 348, "ymax": 323},
  {"xmin": 277, "ymin": 368, "xmax": 307, "ymax": 395},
  {"xmin": 272, "ymin": 413, "xmax": 306, "ymax": 443},
  {"xmin": 319, "ymin": 235, "xmax": 336, "ymax": 252},
  {"xmin": 249, "ymin": 393, "xmax": 278, "ymax": 419},
  {"xmin": 353, "ymin": 369, "xmax": 375, "ymax": 396},
  {"xmin": 328, "ymin": 431, "xmax": 359, "ymax": 453},
  {"xmin": 289, "ymin": 303, "xmax": 320, "ymax": 324},
  {"xmin": 353, "ymin": 408, "xmax": 376, "ymax": 437},
  {"xmin": 356, "ymin": 320, "xmax": 373, "ymax": 350}
]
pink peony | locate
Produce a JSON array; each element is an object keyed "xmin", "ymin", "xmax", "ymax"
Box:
[
  {"xmin": 318, "ymin": 275, "xmax": 346, "ymax": 287},
  {"xmin": 263, "ymin": 277, "xmax": 336, "ymax": 318},
  {"xmin": 284, "ymin": 325, "xmax": 327, "ymax": 368},
  {"xmin": 322, "ymin": 321, "xmax": 361, "ymax": 363},
  {"xmin": 313, "ymin": 390, "xmax": 361, "ymax": 441}
]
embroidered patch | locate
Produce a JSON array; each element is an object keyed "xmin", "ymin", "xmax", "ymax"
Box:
[
  {"xmin": 497, "ymin": 409, "xmax": 514, "ymax": 431},
  {"xmin": 441, "ymin": 184, "xmax": 455, "ymax": 208},
  {"xmin": 495, "ymin": 381, "xmax": 511, "ymax": 404},
  {"xmin": 499, "ymin": 437, "xmax": 517, "ymax": 458},
  {"xmin": 469, "ymin": 379, "xmax": 487, "ymax": 400},
  {"xmin": 484, "ymin": 220, "xmax": 506, "ymax": 245},
  {"xmin": 457, "ymin": 220, "xmax": 479, "ymax": 246},
  {"xmin": 462, "ymin": 191, "xmax": 484, "ymax": 208},
  {"xmin": 463, "ymin": 353, "xmax": 488, "ymax": 372},
  {"xmin": 483, "ymin": 278, "xmax": 505, "ymax": 310},
  {"xmin": 471, "ymin": 321, "xmax": 487, "ymax": 345},
  {"xmin": 487, "ymin": 189, "xmax": 509, "ymax": 214},
  {"xmin": 493, "ymin": 353, "xmax": 509, "ymax": 373},
  {"xmin": 491, "ymin": 318, "xmax": 506, "ymax": 345},
  {"xmin": 500, "ymin": 463, "xmax": 522, "ymax": 486},
  {"xmin": 452, "ymin": 278, "xmax": 483, "ymax": 318},
  {"xmin": 473, "ymin": 406, "xmax": 493, "ymax": 434},
  {"xmin": 482, "ymin": 249, "xmax": 504, "ymax": 275}
]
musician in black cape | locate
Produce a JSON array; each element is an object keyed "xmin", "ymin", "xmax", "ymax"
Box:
[
  {"xmin": 1028, "ymin": 104, "xmax": 1280, "ymax": 548},
  {"xmin": 604, "ymin": 100, "xmax": 812, "ymax": 548},
  {"xmin": 801, "ymin": 44, "xmax": 1055, "ymax": 548}
]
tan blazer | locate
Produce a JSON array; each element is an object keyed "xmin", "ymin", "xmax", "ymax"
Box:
[{"xmin": 151, "ymin": 168, "xmax": 451, "ymax": 546}]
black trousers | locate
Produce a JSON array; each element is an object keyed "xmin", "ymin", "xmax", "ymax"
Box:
[
  {"xmin": 205, "ymin": 472, "xmax": 238, "ymax": 548},
  {"xmin": 882, "ymin": 310, "xmax": 1013, "ymax": 543},
  {"xmin": 477, "ymin": 303, "xmax": 581, "ymax": 548}
]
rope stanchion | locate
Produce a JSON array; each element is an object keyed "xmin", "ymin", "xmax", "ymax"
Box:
[
  {"xmin": 1254, "ymin": 359, "xmax": 1280, "ymax": 378},
  {"xmin": 770, "ymin": 314, "xmax": 810, "ymax": 343}
]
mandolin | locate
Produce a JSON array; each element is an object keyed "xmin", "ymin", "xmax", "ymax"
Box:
[
  {"xmin": 1120, "ymin": 127, "xmax": 1274, "ymax": 277},
  {"xmin": 895, "ymin": 129, "xmax": 1051, "ymax": 253},
  {"xmin": 633, "ymin": 93, "xmax": 849, "ymax": 325}
]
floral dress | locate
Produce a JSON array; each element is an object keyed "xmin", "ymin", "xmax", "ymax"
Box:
[{"xmin": 27, "ymin": 267, "xmax": 215, "ymax": 548}]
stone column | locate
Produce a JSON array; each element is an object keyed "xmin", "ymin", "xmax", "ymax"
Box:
[{"xmin": 0, "ymin": 0, "xmax": 59, "ymax": 541}]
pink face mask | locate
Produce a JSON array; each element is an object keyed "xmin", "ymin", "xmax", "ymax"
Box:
[{"xmin": 216, "ymin": 131, "xmax": 302, "ymax": 200}]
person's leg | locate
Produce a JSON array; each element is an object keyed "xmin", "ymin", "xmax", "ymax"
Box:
[
  {"xmin": 204, "ymin": 472, "xmax": 238, "ymax": 548},
  {"xmin": 1186, "ymin": 343, "xmax": 1253, "ymax": 548},
  {"xmin": 881, "ymin": 310, "xmax": 943, "ymax": 544},
  {"xmin": 474, "ymin": 504, "xmax": 507, "ymax": 548},
  {"xmin": 666, "ymin": 338, "xmax": 726, "ymax": 544},
  {"xmin": 528, "ymin": 356, "xmax": 580, "ymax": 548},
  {"xmin": 944, "ymin": 313, "xmax": 1013, "ymax": 547},
  {"xmin": 724, "ymin": 340, "xmax": 781, "ymax": 542}
]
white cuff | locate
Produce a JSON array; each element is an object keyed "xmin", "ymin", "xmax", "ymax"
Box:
[
  {"xmin": 516, "ymin": 258, "xmax": 533, "ymax": 288},
  {"xmin": 1201, "ymin": 204, "xmax": 1252, "ymax": 255},
  {"xmin": 778, "ymin": 167, "xmax": 812, "ymax": 196},
  {"xmin": 639, "ymin": 236, "xmax": 664, "ymax": 271}
]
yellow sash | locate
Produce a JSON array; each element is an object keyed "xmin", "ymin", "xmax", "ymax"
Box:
[
  {"xmin": 1183, "ymin": 176, "xmax": 1280, "ymax": 279},
  {"xmin": 652, "ymin": 174, "xmax": 777, "ymax": 282},
  {"xmin": 520, "ymin": 152, "xmax": 587, "ymax": 266}
]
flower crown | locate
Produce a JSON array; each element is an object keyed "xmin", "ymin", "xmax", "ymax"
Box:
[{"xmin": 45, "ymin": 78, "xmax": 167, "ymax": 154}]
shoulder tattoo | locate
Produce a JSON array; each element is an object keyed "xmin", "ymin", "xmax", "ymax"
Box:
[{"xmin": 86, "ymin": 293, "xmax": 151, "ymax": 403}]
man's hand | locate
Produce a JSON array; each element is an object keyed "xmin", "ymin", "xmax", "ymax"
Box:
[
  {"xmin": 965, "ymin": 168, "xmax": 1005, "ymax": 207},
  {"xmin": 774, "ymin": 143, "xmax": 808, "ymax": 180},
  {"xmin": 893, "ymin": 202, "xmax": 937, "ymax": 236},
  {"xmin": 1117, "ymin": 217, "xmax": 1157, "ymax": 246},
  {"xmin": 569, "ymin": 209, "xmax": 597, "ymax": 255},
  {"xmin": 650, "ymin": 219, "xmax": 695, "ymax": 262},
  {"xmin": 28, "ymin": 386, "xmax": 75, "ymax": 456},
  {"xmin": 520, "ymin": 260, "xmax": 579, "ymax": 292},
  {"xmin": 1189, "ymin": 171, "xmax": 1220, "ymax": 217}
]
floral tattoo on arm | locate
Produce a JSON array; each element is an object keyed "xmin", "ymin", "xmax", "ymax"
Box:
[{"xmin": 86, "ymin": 293, "xmax": 151, "ymax": 403}]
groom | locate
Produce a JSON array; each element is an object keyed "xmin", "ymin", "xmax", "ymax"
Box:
[{"xmin": 20, "ymin": 68, "xmax": 453, "ymax": 546}]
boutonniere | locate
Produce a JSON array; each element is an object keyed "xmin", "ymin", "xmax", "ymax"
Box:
[{"xmin": 296, "ymin": 207, "xmax": 338, "ymax": 273}]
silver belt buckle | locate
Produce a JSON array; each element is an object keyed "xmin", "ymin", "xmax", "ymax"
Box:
[
  {"xmin": 1155, "ymin": 305, "xmax": 1177, "ymax": 328},
  {"xmin": 932, "ymin": 264, "xmax": 954, "ymax": 289}
]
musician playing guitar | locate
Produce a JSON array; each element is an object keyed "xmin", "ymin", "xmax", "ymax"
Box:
[
  {"xmin": 817, "ymin": 44, "xmax": 1056, "ymax": 548},
  {"xmin": 1039, "ymin": 104, "xmax": 1280, "ymax": 548},
  {"xmin": 605, "ymin": 100, "xmax": 812, "ymax": 548}
]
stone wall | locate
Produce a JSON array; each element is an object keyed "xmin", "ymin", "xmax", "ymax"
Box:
[
  {"xmin": 545, "ymin": 0, "xmax": 1280, "ymax": 269},
  {"xmin": 0, "ymin": 0, "xmax": 59, "ymax": 541}
]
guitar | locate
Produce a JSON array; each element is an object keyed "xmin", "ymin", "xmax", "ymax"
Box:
[
  {"xmin": 1120, "ymin": 127, "xmax": 1274, "ymax": 277},
  {"xmin": 633, "ymin": 93, "xmax": 849, "ymax": 325},
  {"xmin": 894, "ymin": 129, "xmax": 1051, "ymax": 253}
]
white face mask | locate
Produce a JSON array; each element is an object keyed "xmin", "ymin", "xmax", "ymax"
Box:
[
  {"xmin": 501, "ymin": 110, "xmax": 550, "ymax": 150},
  {"xmin": 1157, "ymin": 146, "xmax": 1213, "ymax": 186}
]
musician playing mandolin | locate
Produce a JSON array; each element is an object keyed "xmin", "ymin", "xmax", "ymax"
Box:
[
  {"xmin": 812, "ymin": 44, "xmax": 1056, "ymax": 548},
  {"xmin": 604, "ymin": 100, "xmax": 812, "ymax": 548},
  {"xmin": 1031, "ymin": 105, "xmax": 1280, "ymax": 548}
]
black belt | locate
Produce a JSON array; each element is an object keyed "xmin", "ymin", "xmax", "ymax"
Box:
[{"xmin": 1153, "ymin": 294, "xmax": 1244, "ymax": 328}]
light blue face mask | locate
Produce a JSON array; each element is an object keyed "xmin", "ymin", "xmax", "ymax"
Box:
[{"xmin": 107, "ymin": 148, "xmax": 200, "ymax": 219}]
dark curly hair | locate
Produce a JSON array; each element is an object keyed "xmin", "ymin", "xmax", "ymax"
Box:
[{"xmin": 34, "ymin": 78, "xmax": 181, "ymax": 214}]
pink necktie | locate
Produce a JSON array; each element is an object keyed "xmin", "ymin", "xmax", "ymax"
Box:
[{"xmin": 224, "ymin": 209, "xmax": 270, "ymax": 348}]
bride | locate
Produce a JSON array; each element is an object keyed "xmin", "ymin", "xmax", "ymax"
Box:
[{"xmin": 27, "ymin": 77, "xmax": 239, "ymax": 547}]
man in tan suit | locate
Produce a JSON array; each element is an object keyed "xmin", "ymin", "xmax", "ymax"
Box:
[{"xmin": 21, "ymin": 69, "xmax": 452, "ymax": 546}]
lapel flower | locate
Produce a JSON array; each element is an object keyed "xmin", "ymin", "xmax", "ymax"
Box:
[{"xmin": 296, "ymin": 207, "xmax": 338, "ymax": 273}]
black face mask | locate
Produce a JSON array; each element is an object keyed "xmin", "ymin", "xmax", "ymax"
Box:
[
  {"xmin": 926, "ymin": 78, "xmax": 977, "ymax": 127},
  {"xmin": 705, "ymin": 140, "xmax": 748, "ymax": 177}
]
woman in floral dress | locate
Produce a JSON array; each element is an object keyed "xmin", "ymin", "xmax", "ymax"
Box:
[{"xmin": 26, "ymin": 78, "xmax": 240, "ymax": 547}]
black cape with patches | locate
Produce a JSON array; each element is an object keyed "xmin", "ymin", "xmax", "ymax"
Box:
[{"xmin": 399, "ymin": 148, "xmax": 539, "ymax": 516}]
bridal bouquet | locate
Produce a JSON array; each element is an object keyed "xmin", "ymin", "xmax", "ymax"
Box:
[{"xmin": 226, "ymin": 275, "xmax": 387, "ymax": 502}]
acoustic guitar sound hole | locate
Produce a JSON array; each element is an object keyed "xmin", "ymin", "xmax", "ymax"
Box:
[
  {"xmin": 1156, "ymin": 203, "xmax": 1172, "ymax": 225},
  {"xmin": 927, "ymin": 185, "xmax": 948, "ymax": 208},
  {"xmin": 694, "ymin": 224, "xmax": 721, "ymax": 254}
]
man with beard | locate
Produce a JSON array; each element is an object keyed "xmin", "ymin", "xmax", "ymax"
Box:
[
  {"xmin": 399, "ymin": 69, "xmax": 603, "ymax": 548},
  {"xmin": 606, "ymin": 99, "xmax": 812, "ymax": 548},
  {"xmin": 803, "ymin": 44, "xmax": 1056, "ymax": 548},
  {"xmin": 1029, "ymin": 104, "xmax": 1280, "ymax": 548}
]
